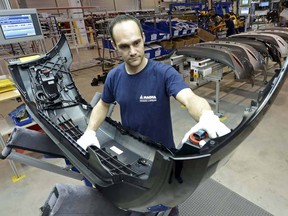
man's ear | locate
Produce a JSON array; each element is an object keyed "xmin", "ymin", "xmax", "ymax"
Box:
[
  {"xmin": 111, "ymin": 41, "xmax": 117, "ymax": 50},
  {"xmin": 142, "ymin": 32, "xmax": 146, "ymax": 43}
]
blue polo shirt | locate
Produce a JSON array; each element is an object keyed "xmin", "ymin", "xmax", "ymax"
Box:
[{"xmin": 102, "ymin": 59, "xmax": 188, "ymax": 149}]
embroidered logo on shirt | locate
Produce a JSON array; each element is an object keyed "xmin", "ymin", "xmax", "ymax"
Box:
[{"xmin": 139, "ymin": 95, "xmax": 157, "ymax": 102}]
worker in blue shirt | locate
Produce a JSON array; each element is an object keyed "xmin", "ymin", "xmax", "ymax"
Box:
[
  {"xmin": 224, "ymin": 13, "xmax": 236, "ymax": 37},
  {"xmin": 77, "ymin": 15, "xmax": 230, "ymax": 215}
]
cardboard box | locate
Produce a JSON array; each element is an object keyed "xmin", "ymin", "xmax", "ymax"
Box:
[
  {"xmin": 160, "ymin": 40, "xmax": 173, "ymax": 50},
  {"xmin": 182, "ymin": 35, "xmax": 201, "ymax": 46},
  {"xmin": 196, "ymin": 28, "xmax": 216, "ymax": 42},
  {"xmin": 172, "ymin": 15, "xmax": 198, "ymax": 22},
  {"xmin": 191, "ymin": 36, "xmax": 201, "ymax": 45},
  {"xmin": 172, "ymin": 39, "xmax": 185, "ymax": 49}
]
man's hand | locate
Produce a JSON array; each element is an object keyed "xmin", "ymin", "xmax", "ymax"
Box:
[
  {"xmin": 181, "ymin": 110, "xmax": 231, "ymax": 144},
  {"xmin": 77, "ymin": 130, "xmax": 100, "ymax": 150}
]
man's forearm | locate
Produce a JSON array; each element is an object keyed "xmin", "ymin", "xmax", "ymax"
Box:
[
  {"xmin": 186, "ymin": 93, "xmax": 211, "ymax": 121},
  {"xmin": 176, "ymin": 88, "xmax": 211, "ymax": 121},
  {"xmin": 86, "ymin": 99, "xmax": 110, "ymax": 131}
]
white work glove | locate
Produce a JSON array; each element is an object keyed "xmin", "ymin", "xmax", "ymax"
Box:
[
  {"xmin": 181, "ymin": 110, "xmax": 231, "ymax": 144},
  {"xmin": 77, "ymin": 130, "xmax": 100, "ymax": 150}
]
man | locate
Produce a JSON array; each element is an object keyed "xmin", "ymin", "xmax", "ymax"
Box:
[
  {"xmin": 84, "ymin": 15, "xmax": 97, "ymax": 47},
  {"xmin": 224, "ymin": 13, "xmax": 236, "ymax": 37},
  {"xmin": 208, "ymin": 9, "xmax": 217, "ymax": 19},
  {"xmin": 77, "ymin": 15, "xmax": 230, "ymax": 215}
]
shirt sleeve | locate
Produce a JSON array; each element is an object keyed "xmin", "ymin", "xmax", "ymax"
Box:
[
  {"xmin": 101, "ymin": 72, "xmax": 116, "ymax": 104},
  {"xmin": 165, "ymin": 67, "xmax": 189, "ymax": 97}
]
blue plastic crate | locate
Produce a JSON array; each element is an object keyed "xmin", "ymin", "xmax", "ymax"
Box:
[
  {"xmin": 102, "ymin": 38, "xmax": 115, "ymax": 50},
  {"xmin": 144, "ymin": 21, "xmax": 171, "ymax": 37},
  {"xmin": 9, "ymin": 104, "xmax": 33, "ymax": 126},
  {"xmin": 148, "ymin": 44, "xmax": 163, "ymax": 58},
  {"xmin": 144, "ymin": 46, "xmax": 154, "ymax": 59},
  {"xmin": 171, "ymin": 21, "xmax": 184, "ymax": 37},
  {"xmin": 145, "ymin": 20, "xmax": 198, "ymax": 38},
  {"xmin": 11, "ymin": 114, "xmax": 33, "ymax": 126},
  {"xmin": 162, "ymin": 48, "xmax": 174, "ymax": 56},
  {"xmin": 144, "ymin": 30, "xmax": 158, "ymax": 43},
  {"xmin": 187, "ymin": 22, "xmax": 198, "ymax": 35},
  {"xmin": 142, "ymin": 24, "xmax": 167, "ymax": 42},
  {"xmin": 154, "ymin": 21, "xmax": 170, "ymax": 33}
]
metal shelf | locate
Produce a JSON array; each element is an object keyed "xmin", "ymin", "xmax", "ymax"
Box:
[
  {"xmin": 0, "ymin": 90, "xmax": 23, "ymax": 179},
  {"xmin": 0, "ymin": 116, "xmax": 36, "ymax": 137}
]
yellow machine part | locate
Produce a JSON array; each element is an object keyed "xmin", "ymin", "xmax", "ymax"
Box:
[{"xmin": 0, "ymin": 79, "xmax": 16, "ymax": 93}]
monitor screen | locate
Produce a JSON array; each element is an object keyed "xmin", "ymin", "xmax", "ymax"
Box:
[
  {"xmin": 0, "ymin": 9, "xmax": 43, "ymax": 45},
  {"xmin": 241, "ymin": 0, "xmax": 250, "ymax": 5},
  {"xmin": 259, "ymin": 1, "xmax": 269, "ymax": 7},
  {"xmin": 240, "ymin": 7, "xmax": 250, "ymax": 15}
]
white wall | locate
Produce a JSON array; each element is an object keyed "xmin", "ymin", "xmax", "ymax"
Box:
[
  {"xmin": 141, "ymin": 0, "xmax": 157, "ymax": 10},
  {"xmin": 83, "ymin": 0, "xmax": 115, "ymax": 11},
  {"xmin": 23, "ymin": 0, "xmax": 163, "ymax": 11},
  {"xmin": 25, "ymin": 0, "xmax": 58, "ymax": 8},
  {"xmin": 83, "ymin": 0, "xmax": 156, "ymax": 11}
]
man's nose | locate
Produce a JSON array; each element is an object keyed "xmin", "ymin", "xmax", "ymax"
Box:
[{"xmin": 129, "ymin": 46, "xmax": 137, "ymax": 55}]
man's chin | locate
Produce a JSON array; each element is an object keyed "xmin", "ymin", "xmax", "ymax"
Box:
[{"xmin": 128, "ymin": 59, "xmax": 142, "ymax": 67}]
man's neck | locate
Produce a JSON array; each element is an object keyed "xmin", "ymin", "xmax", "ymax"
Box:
[{"xmin": 125, "ymin": 58, "xmax": 148, "ymax": 75}]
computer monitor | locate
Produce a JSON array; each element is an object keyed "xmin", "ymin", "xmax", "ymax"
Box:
[
  {"xmin": 0, "ymin": 8, "xmax": 43, "ymax": 45},
  {"xmin": 241, "ymin": 0, "xmax": 250, "ymax": 6},
  {"xmin": 240, "ymin": 7, "xmax": 250, "ymax": 16},
  {"xmin": 259, "ymin": 1, "xmax": 269, "ymax": 7}
]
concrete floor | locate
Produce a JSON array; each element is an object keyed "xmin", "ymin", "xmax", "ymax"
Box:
[{"xmin": 0, "ymin": 58, "xmax": 288, "ymax": 215}]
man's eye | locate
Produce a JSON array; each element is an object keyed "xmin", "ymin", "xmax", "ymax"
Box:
[
  {"xmin": 119, "ymin": 45, "xmax": 129, "ymax": 49},
  {"xmin": 134, "ymin": 41, "xmax": 140, "ymax": 46}
]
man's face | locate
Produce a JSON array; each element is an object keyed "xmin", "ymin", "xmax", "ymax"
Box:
[
  {"xmin": 209, "ymin": 10, "xmax": 215, "ymax": 16},
  {"xmin": 112, "ymin": 20, "xmax": 145, "ymax": 70}
]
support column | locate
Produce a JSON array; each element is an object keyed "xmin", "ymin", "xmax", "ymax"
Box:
[
  {"xmin": 113, "ymin": 0, "xmax": 117, "ymax": 11},
  {"xmin": 16, "ymin": 0, "xmax": 28, "ymax": 8},
  {"xmin": 208, "ymin": 0, "xmax": 212, "ymax": 10},
  {"xmin": 0, "ymin": 0, "xmax": 11, "ymax": 9},
  {"xmin": 68, "ymin": 0, "xmax": 89, "ymax": 46},
  {"xmin": 9, "ymin": 0, "xmax": 20, "ymax": 9},
  {"xmin": 138, "ymin": 0, "xmax": 142, "ymax": 10}
]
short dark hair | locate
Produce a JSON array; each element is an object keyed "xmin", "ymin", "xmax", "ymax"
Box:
[
  {"xmin": 224, "ymin": 14, "xmax": 230, "ymax": 19},
  {"xmin": 108, "ymin": 14, "xmax": 143, "ymax": 43}
]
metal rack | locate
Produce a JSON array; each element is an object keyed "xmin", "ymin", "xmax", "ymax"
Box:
[
  {"xmin": 0, "ymin": 90, "xmax": 28, "ymax": 181},
  {"xmin": 37, "ymin": 6, "xmax": 106, "ymax": 71},
  {"xmin": 87, "ymin": 9, "xmax": 200, "ymax": 85},
  {"xmin": 169, "ymin": 2, "xmax": 203, "ymax": 13}
]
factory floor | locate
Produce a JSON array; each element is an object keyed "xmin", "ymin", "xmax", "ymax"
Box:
[{"xmin": 0, "ymin": 54, "xmax": 288, "ymax": 216}]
